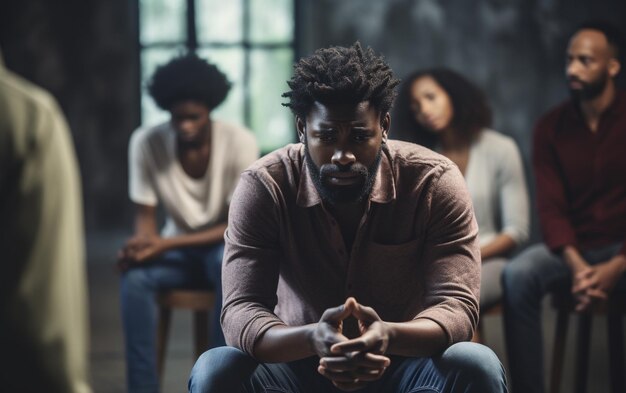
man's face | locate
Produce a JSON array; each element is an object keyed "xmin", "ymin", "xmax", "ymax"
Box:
[
  {"xmin": 169, "ymin": 100, "xmax": 211, "ymax": 145},
  {"xmin": 566, "ymin": 29, "xmax": 617, "ymax": 100},
  {"xmin": 297, "ymin": 101, "xmax": 389, "ymax": 205}
]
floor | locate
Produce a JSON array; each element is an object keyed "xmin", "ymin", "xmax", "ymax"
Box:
[{"xmin": 88, "ymin": 232, "xmax": 620, "ymax": 393}]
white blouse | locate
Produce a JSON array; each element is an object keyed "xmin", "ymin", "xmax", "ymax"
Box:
[{"xmin": 461, "ymin": 129, "xmax": 529, "ymax": 248}]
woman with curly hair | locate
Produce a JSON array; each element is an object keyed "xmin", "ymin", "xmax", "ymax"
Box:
[{"xmin": 392, "ymin": 68, "xmax": 529, "ymax": 311}]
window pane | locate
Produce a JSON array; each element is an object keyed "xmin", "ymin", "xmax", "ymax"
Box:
[
  {"xmin": 250, "ymin": 0, "xmax": 293, "ymax": 43},
  {"xmin": 197, "ymin": 0, "xmax": 242, "ymax": 43},
  {"xmin": 141, "ymin": 47, "xmax": 186, "ymax": 126},
  {"xmin": 196, "ymin": 48, "xmax": 245, "ymax": 127},
  {"xmin": 250, "ymin": 49, "xmax": 295, "ymax": 153},
  {"xmin": 140, "ymin": 0, "xmax": 186, "ymax": 43}
]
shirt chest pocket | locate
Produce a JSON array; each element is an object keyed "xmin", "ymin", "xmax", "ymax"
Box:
[
  {"xmin": 365, "ymin": 238, "xmax": 421, "ymax": 261},
  {"xmin": 356, "ymin": 238, "xmax": 423, "ymax": 321}
]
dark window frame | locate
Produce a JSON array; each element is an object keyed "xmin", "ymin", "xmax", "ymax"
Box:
[{"xmin": 135, "ymin": 0, "xmax": 300, "ymax": 150}]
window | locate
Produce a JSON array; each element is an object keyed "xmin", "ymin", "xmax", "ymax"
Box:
[{"xmin": 138, "ymin": 0, "xmax": 296, "ymax": 153}]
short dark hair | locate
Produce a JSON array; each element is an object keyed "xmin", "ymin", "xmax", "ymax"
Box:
[
  {"xmin": 390, "ymin": 68, "xmax": 492, "ymax": 149},
  {"xmin": 147, "ymin": 53, "xmax": 231, "ymax": 111},
  {"xmin": 575, "ymin": 21, "xmax": 624, "ymax": 61},
  {"xmin": 282, "ymin": 42, "xmax": 400, "ymax": 119}
]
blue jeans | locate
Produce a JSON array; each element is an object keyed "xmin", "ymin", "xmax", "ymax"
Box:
[
  {"xmin": 188, "ymin": 343, "xmax": 508, "ymax": 393},
  {"xmin": 121, "ymin": 243, "xmax": 226, "ymax": 393},
  {"xmin": 502, "ymin": 242, "xmax": 625, "ymax": 393}
]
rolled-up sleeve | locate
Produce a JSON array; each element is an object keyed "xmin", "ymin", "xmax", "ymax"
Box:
[
  {"xmin": 414, "ymin": 165, "xmax": 481, "ymax": 344},
  {"xmin": 220, "ymin": 170, "xmax": 286, "ymax": 357}
]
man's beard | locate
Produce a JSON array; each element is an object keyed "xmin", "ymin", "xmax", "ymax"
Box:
[
  {"xmin": 304, "ymin": 146, "xmax": 383, "ymax": 205},
  {"xmin": 569, "ymin": 71, "xmax": 609, "ymax": 101}
]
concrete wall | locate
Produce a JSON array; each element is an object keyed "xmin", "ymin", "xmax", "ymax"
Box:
[{"xmin": 0, "ymin": 0, "xmax": 139, "ymax": 232}]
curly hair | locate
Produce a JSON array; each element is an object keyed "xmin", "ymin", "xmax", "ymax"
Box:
[
  {"xmin": 282, "ymin": 42, "xmax": 400, "ymax": 119},
  {"xmin": 391, "ymin": 68, "xmax": 492, "ymax": 149},
  {"xmin": 147, "ymin": 53, "xmax": 231, "ymax": 111}
]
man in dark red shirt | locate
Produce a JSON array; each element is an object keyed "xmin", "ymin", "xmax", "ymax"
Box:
[{"xmin": 503, "ymin": 21, "xmax": 626, "ymax": 393}]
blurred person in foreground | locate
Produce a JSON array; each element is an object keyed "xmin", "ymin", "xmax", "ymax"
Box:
[
  {"xmin": 118, "ymin": 53, "xmax": 258, "ymax": 393},
  {"xmin": 188, "ymin": 42, "xmax": 507, "ymax": 393},
  {"xmin": 0, "ymin": 50, "xmax": 91, "ymax": 393},
  {"xmin": 502, "ymin": 21, "xmax": 626, "ymax": 393}
]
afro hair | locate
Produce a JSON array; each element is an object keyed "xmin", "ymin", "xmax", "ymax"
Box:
[{"xmin": 147, "ymin": 53, "xmax": 231, "ymax": 111}]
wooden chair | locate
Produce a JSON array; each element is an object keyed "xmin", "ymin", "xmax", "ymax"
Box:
[
  {"xmin": 155, "ymin": 289, "xmax": 216, "ymax": 379},
  {"xmin": 472, "ymin": 301, "xmax": 503, "ymax": 344},
  {"xmin": 549, "ymin": 290, "xmax": 626, "ymax": 393}
]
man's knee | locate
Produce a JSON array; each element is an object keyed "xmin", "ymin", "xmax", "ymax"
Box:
[
  {"xmin": 440, "ymin": 342, "xmax": 507, "ymax": 392},
  {"xmin": 502, "ymin": 245, "xmax": 549, "ymax": 293},
  {"xmin": 503, "ymin": 244, "xmax": 563, "ymax": 307},
  {"xmin": 188, "ymin": 346, "xmax": 257, "ymax": 393},
  {"xmin": 120, "ymin": 268, "xmax": 153, "ymax": 294}
]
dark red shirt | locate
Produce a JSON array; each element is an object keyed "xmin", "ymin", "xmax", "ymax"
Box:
[{"xmin": 533, "ymin": 90, "xmax": 626, "ymax": 255}]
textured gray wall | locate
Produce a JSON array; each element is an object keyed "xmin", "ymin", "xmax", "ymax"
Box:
[
  {"xmin": 300, "ymin": 0, "xmax": 625, "ymax": 155},
  {"xmin": 0, "ymin": 0, "xmax": 140, "ymax": 232}
]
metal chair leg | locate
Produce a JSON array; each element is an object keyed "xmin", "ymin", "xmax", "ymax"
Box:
[
  {"xmin": 156, "ymin": 305, "xmax": 172, "ymax": 380},
  {"xmin": 608, "ymin": 306, "xmax": 625, "ymax": 393},
  {"xmin": 550, "ymin": 306, "xmax": 570, "ymax": 393},
  {"xmin": 574, "ymin": 313, "xmax": 592, "ymax": 393}
]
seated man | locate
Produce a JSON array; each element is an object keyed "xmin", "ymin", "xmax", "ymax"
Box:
[
  {"xmin": 188, "ymin": 43, "xmax": 507, "ymax": 393},
  {"xmin": 502, "ymin": 22, "xmax": 626, "ymax": 393},
  {"xmin": 118, "ymin": 53, "xmax": 258, "ymax": 393}
]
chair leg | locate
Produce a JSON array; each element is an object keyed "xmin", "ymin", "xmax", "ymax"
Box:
[
  {"xmin": 550, "ymin": 306, "xmax": 570, "ymax": 393},
  {"xmin": 193, "ymin": 310, "xmax": 210, "ymax": 360},
  {"xmin": 574, "ymin": 313, "xmax": 592, "ymax": 393},
  {"xmin": 156, "ymin": 305, "xmax": 172, "ymax": 380},
  {"xmin": 607, "ymin": 308, "xmax": 625, "ymax": 393}
]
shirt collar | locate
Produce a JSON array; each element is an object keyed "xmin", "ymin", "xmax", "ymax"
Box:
[{"xmin": 296, "ymin": 144, "xmax": 396, "ymax": 208}]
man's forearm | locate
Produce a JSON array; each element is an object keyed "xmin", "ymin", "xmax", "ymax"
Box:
[
  {"xmin": 253, "ymin": 324, "xmax": 317, "ymax": 363},
  {"xmin": 133, "ymin": 204, "xmax": 159, "ymax": 236},
  {"xmin": 562, "ymin": 245, "xmax": 589, "ymax": 273},
  {"xmin": 384, "ymin": 318, "xmax": 448, "ymax": 357},
  {"xmin": 609, "ymin": 253, "xmax": 626, "ymax": 273},
  {"xmin": 161, "ymin": 222, "xmax": 228, "ymax": 250}
]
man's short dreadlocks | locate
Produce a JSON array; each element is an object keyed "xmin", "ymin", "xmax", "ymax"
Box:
[
  {"xmin": 148, "ymin": 53, "xmax": 231, "ymax": 111},
  {"xmin": 282, "ymin": 42, "xmax": 400, "ymax": 119}
]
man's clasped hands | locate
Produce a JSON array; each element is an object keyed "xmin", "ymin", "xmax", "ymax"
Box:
[{"xmin": 312, "ymin": 297, "xmax": 392, "ymax": 391}]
